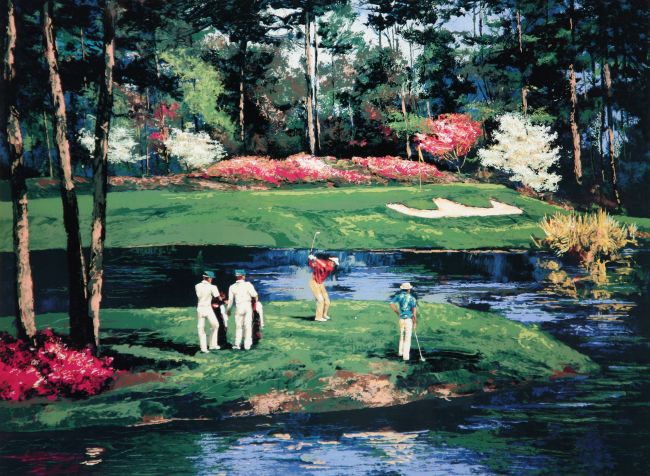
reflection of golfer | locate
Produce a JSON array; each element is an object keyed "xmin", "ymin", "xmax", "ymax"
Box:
[
  {"xmin": 227, "ymin": 269, "xmax": 259, "ymax": 350},
  {"xmin": 308, "ymin": 255, "xmax": 339, "ymax": 322},
  {"xmin": 195, "ymin": 271, "xmax": 221, "ymax": 353},
  {"xmin": 389, "ymin": 282, "xmax": 417, "ymax": 361}
]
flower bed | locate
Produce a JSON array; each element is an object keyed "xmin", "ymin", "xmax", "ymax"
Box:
[
  {"xmin": 351, "ymin": 156, "xmax": 445, "ymax": 181},
  {"xmin": 205, "ymin": 155, "xmax": 373, "ymax": 186},
  {"xmin": 0, "ymin": 330, "xmax": 115, "ymax": 401}
]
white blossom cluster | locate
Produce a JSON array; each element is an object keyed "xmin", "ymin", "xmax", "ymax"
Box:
[
  {"xmin": 163, "ymin": 128, "xmax": 226, "ymax": 170},
  {"xmin": 478, "ymin": 113, "xmax": 561, "ymax": 192},
  {"xmin": 78, "ymin": 126, "xmax": 143, "ymax": 165},
  {"xmin": 201, "ymin": 32, "xmax": 227, "ymax": 51}
]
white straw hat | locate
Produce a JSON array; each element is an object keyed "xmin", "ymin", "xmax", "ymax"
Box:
[{"xmin": 400, "ymin": 282, "xmax": 413, "ymax": 290}]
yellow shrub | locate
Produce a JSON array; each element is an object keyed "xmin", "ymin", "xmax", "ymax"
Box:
[{"xmin": 538, "ymin": 210, "xmax": 637, "ymax": 276}]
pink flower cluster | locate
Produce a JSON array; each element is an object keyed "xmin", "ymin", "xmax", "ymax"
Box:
[
  {"xmin": 351, "ymin": 156, "xmax": 444, "ymax": 180},
  {"xmin": 0, "ymin": 330, "xmax": 115, "ymax": 401},
  {"xmin": 415, "ymin": 113, "xmax": 482, "ymax": 158},
  {"xmin": 206, "ymin": 156, "xmax": 373, "ymax": 186}
]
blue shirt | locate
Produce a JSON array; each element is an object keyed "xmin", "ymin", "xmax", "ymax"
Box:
[{"xmin": 390, "ymin": 291, "xmax": 417, "ymax": 319}]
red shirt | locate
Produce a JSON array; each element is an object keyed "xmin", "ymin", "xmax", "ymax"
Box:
[{"xmin": 309, "ymin": 258, "xmax": 336, "ymax": 284}]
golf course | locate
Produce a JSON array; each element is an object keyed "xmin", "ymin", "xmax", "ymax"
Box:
[
  {"xmin": 3, "ymin": 183, "xmax": 648, "ymax": 253},
  {"xmin": 0, "ymin": 184, "xmax": 619, "ymax": 252},
  {"xmin": 0, "ymin": 300, "xmax": 597, "ymax": 431}
]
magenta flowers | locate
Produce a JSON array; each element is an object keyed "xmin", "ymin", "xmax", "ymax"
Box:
[
  {"xmin": 0, "ymin": 330, "xmax": 115, "ymax": 401},
  {"xmin": 351, "ymin": 156, "xmax": 444, "ymax": 181},
  {"xmin": 202, "ymin": 154, "xmax": 447, "ymax": 186}
]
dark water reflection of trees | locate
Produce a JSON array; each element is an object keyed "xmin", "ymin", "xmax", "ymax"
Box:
[{"xmin": 0, "ymin": 246, "xmax": 649, "ymax": 474}]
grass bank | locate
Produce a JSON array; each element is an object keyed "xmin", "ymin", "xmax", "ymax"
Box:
[
  {"xmin": 0, "ymin": 300, "xmax": 598, "ymax": 431},
  {"xmin": 0, "ymin": 184, "xmax": 570, "ymax": 251}
]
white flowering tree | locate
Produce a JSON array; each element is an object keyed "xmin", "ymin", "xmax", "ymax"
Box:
[
  {"xmin": 78, "ymin": 126, "xmax": 143, "ymax": 165},
  {"xmin": 163, "ymin": 128, "xmax": 226, "ymax": 171},
  {"xmin": 478, "ymin": 113, "xmax": 561, "ymax": 192}
]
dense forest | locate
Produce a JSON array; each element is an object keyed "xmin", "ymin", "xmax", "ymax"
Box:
[{"xmin": 2, "ymin": 1, "xmax": 648, "ymax": 212}]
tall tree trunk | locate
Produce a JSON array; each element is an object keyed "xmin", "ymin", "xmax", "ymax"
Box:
[
  {"xmin": 304, "ymin": 12, "xmax": 316, "ymax": 155},
  {"xmin": 568, "ymin": 2, "xmax": 582, "ymax": 184},
  {"xmin": 602, "ymin": 61, "xmax": 621, "ymax": 207},
  {"xmin": 239, "ymin": 39, "xmax": 247, "ymax": 145},
  {"xmin": 43, "ymin": 110, "xmax": 53, "ymax": 178},
  {"xmin": 400, "ymin": 86, "xmax": 411, "ymax": 158},
  {"xmin": 145, "ymin": 87, "xmax": 150, "ymax": 175},
  {"xmin": 3, "ymin": 0, "xmax": 37, "ymax": 340},
  {"xmin": 87, "ymin": 0, "xmax": 116, "ymax": 349},
  {"xmin": 80, "ymin": 27, "xmax": 87, "ymax": 87},
  {"xmin": 313, "ymin": 21, "xmax": 321, "ymax": 152},
  {"xmin": 569, "ymin": 64, "xmax": 582, "ymax": 184},
  {"xmin": 43, "ymin": 0, "xmax": 92, "ymax": 347},
  {"xmin": 516, "ymin": 10, "xmax": 528, "ymax": 114}
]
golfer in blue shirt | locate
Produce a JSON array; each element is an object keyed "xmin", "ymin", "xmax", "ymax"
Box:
[{"xmin": 389, "ymin": 282, "xmax": 417, "ymax": 361}]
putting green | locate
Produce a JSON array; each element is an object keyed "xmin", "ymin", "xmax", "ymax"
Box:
[{"xmin": 0, "ymin": 184, "xmax": 569, "ymax": 251}]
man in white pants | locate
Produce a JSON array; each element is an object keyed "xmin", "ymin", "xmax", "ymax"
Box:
[
  {"xmin": 227, "ymin": 269, "xmax": 259, "ymax": 350},
  {"xmin": 389, "ymin": 282, "xmax": 417, "ymax": 361},
  {"xmin": 195, "ymin": 271, "xmax": 221, "ymax": 353}
]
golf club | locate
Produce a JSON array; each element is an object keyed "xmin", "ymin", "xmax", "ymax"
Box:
[
  {"xmin": 309, "ymin": 231, "xmax": 320, "ymax": 255},
  {"xmin": 414, "ymin": 328, "xmax": 426, "ymax": 362}
]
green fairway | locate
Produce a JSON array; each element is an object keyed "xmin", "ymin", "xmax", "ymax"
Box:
[
  {"xmin": 0, "ymin": 184, "xmax": 571, "ymax": 251},
  {"xmin": 0, "ymin": 300, "xmax": 597, "ymax": 431}
]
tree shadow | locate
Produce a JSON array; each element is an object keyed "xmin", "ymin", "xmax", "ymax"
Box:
[
  {"xmin": 102, "ymin": 329, "xmax": 200, "ymax": 356},
  {"xmin": 287, "ymin": 314, "xmax": 317, "ymax": 321},
  {"xmin": 371, "ymin": 348, "xmax": 482, "ymax": 372}
]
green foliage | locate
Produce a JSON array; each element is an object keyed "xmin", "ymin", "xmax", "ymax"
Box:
[
  {"xmin": 160, "ymin": 48, "xmax": 235, "ymax": 134},
  {"xmin": 385, "ymin": 112, "xmax": 429, "ymax": 135}
]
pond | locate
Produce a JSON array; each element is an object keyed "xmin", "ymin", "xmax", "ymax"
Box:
[{"xmin": 1, "ymin": 246, "xmax": 649, "ymax": 474}]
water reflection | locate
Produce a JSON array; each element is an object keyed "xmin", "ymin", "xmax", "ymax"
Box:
[
  {"xmin": 0, "ymin": 246, "xmax": 536, "ymax": 315},
  {"xmin": 1, "ymin": 245, "xmax": 649, "ymax": 474}
]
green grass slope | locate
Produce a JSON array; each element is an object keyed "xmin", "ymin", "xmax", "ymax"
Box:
[
  {"xmin": 0, "ymin": 184, "xmax": 567, "ymax": 251},
  {"xmin": 0, "ymin": 300, "xmax": 598, "ymax": 431}
]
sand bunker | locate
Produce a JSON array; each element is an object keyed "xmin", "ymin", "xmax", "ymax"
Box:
[{"xmin": 387, "ymin": 198, "xmax": 523, "ymax": 219}]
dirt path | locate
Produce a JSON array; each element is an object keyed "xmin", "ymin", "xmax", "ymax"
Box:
[{"xmin": 386, "ymin": 198, "xmax": 524, "ymax": 219}]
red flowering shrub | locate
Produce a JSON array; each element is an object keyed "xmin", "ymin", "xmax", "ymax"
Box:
[
  {"xmin": 415, "ymin": 113, "xmax": 482, "ymax": 172},
  {"xmin": 351, "ymin": 156, "xmax": 444, "ymax": 181},
  {"xmin": 0, "ymin": 330, "xmax": 115, "ymax": 401}
]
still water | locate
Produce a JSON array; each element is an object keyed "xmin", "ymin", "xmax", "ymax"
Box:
[{"xmin": 1, "ymin": 246, "xmax": 649, "ymax": 475}]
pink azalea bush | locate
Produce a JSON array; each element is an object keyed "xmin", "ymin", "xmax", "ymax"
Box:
[
  {"xmin": 351, "ymin": 156, "xmax": 444, "ymax": 181},
  {"xmin": 0, "ymin": 330, "xmax": 115, "ymax": 401},
  {"xmin": 415, "ymin": 113, "xmax": 482, "ymax": 172},
  {"xmin": 205, "ymin": 156, "xmax": 373, "ymax": 186}
]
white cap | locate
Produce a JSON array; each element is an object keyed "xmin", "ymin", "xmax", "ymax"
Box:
[
  {"xmin": 329, "ymin": 257, "xmax": 340, "ymax": 266},
  {"xmin": 400, "ymin": 282, "xmax": 413, "ymax": 290}
]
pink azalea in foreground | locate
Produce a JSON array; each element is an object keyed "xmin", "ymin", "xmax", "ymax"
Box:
[
  {"xmin": 0, "ymin": 330, "xmax": 115, "ymax": 401},
  {"xmin": 351, "ymin": 156, "xmax": 444, "ymax": 181}
]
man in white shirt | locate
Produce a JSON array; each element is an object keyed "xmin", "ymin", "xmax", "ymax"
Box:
[
  {"xmin": 227, "ymin": 269, "xmax": 259, "ymax": 350},
  {"xmin": 195, "ymin": 271, "xmax": 220, "ymax": 353}
]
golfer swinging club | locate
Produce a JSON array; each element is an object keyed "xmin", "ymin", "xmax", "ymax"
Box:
[
  {"xmin": 389, "ymin": 282, "xmax": 417, "ymax": 361},
  {"xmin": 307, "ymin": 254, "xmax": 339, "ymax": 322}
]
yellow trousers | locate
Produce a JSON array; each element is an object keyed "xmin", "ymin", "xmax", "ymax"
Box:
[{"xmin": 309, "ymin": 278, "xmax": 330, "ymax": 319}]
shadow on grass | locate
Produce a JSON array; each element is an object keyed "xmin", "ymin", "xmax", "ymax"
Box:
[
  {"xmin": 374, "ymin": 348, "xmax": 482, "ymax": 372},
  {"xmin": 102, "ymin": 330, "xmax": 198, "ymax": 356},
  {"xmin": 287, "ymin": 314, "xmax": 316, "ymax": 321}
]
